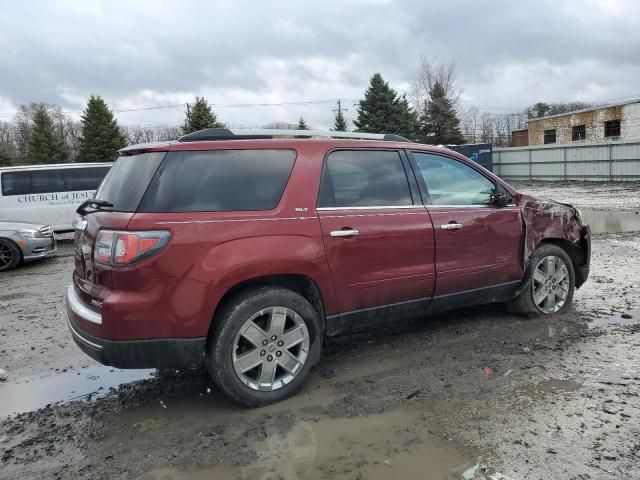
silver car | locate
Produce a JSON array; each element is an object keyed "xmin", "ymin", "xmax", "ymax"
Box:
[{"xmin": 0, "ymin": 220, "xmax": 57, "ymax": 272}]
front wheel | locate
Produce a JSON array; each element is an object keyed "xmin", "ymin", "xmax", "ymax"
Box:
[
  {"xmin": 206, "ymin": 286, "xmax": 322, "ymax": 406},
  {"xmin": 0, "ymin": 239, "xmax": 21, "ymax": 272},
  {"xmin": 507, "ymin": 244, "xmax": 575, "ymax": 316}
]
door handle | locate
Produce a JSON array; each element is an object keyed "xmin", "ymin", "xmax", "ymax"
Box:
[
  {"xmin": 440, "ymin": 223, "xmax": 463, "ymax": 230},
  {"xmin": 330, "ymin": 229, "xmax": 359, "ymax": 237}
]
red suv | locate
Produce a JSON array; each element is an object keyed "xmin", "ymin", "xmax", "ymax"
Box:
[{"xmin": 66, "ymin": 128, "xmax": 591, "ymax": 406}]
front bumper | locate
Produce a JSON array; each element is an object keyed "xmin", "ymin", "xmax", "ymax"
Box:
[
  {"xmin": 65, "ymin": 284, "xmax": 205, "ymax": 369},
  {"xmin": 22, "ymin": 236, "xmax": 57, "ymax": 261},
  {"xmin": 575, "ymin": 225, "xmax": 591, "ymax": 288}
]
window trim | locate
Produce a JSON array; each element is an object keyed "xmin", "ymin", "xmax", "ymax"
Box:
[
  {"xmin": 315, "ymin": 148, "xmax": 417, "ymax": 210},
  {"xmin": 406, "ymin": 150, "xmax": 512, "ymax": 207}
]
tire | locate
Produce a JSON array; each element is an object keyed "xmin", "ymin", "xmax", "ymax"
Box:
[
  {"xmin": 206, "ymin": 286, "xmax": 323, "ymax": 406},
  {"xmin": 507, "ymin": 244, "xmax": 575, "ymax": 317},
  {"xmin": 0, "ymin": 239, "xmax": 21, "ymax": 272}
]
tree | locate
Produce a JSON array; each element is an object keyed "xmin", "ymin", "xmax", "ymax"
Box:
[
  {"xmin": 27, "ymin": 104, "xmax": 68, "ymax": 163},
  {"xmin": 396, "ymin": 94, "xmax": 419, "ymax": 141},
  {"xmin": 412, "ymin": 58, "xmax": 460, "ymax": 110},
  {"xmin": 0, "ymin": 148, "xmax": 10, "ymax": 166},
  {"xmin": 183, "ymin": 97, "xmax": 223, "ymax": 134},
  {"xmin": 525, "ymin": 101, "xmax": 592, "ymax": 119},
  {"xmin": 77, "ymin": 95, "xmax": 126, "ymax": 162},
  {"xmin": 296, "ymin": 116, "xmax": 309, "ymax": 130},
  {"xmin": 418, "ymin": 82, "xmax": 465, "ymax": 145},
  {"xmin": 354, "ymin": 73, "xmax": 402, "ymax": 134},
  {"xmin": 332, "ymin": 100, "xmax": 348, "ymax": 131}
]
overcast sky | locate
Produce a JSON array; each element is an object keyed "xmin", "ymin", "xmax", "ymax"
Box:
[{"xmin": 1, "ymin": 0, "xmax": 639, "ymax": 129}]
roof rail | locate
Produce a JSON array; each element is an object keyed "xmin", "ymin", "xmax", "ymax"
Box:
[{"xmin": 178, "ymin": 128, "xmax": 412, "ymax": 143}]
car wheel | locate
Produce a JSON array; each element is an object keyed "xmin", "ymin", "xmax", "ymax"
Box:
[
  {"xmin": 507, "ymin": 244, "xmax": 575, "ymax": 317},
  {"xmin": 0, "ymin": 239, "xmax": 21, "ymax": 272},
  {"xmin": 206, "ymin": 286, "xmax": 322, "ymax": 406}
]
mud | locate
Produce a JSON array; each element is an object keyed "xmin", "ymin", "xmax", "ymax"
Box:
[{"xmin": 1, "ymin": 189, "xmax": 640, "ymax": 479}]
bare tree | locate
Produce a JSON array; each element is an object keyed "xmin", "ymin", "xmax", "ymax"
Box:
[
  {"xmin": 412, "ymin": 57, "xmax": 461, "ymax": 109},
  {"xmin": 263, "ymin": 121, "xmax": 297, "ymax": 130},
  {"xmin": 460, "ymin": 107, "xmax": 480, "ymax": 143}
]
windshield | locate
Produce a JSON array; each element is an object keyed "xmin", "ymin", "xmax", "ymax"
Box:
[{"xmin": 95, "ymin": 152, "xmax": 165, "ymax": 212}]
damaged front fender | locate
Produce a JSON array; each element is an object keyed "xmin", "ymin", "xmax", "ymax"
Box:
[{"xmin": 519, "ymin": 195, "xmax": 591, "ymax": 288}]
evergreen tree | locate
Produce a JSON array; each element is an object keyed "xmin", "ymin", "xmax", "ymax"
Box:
[
  {"xmin": 183, "ymin": 97, "xmax": 223, "ymax": 134},
  {"xmin": 396, "ymin": 94, "xmax": 419, "ymax": 141},
  {"xmin": 27, "ymin": 104, "xmax": 68, "ymax": 164},
  {"xmin": 354, "ymin": 73, "xmax": 402, "ymax": 134},
  {"xmin": 418, "ymin": 82, "xmax": 465, "ymax": 145},
  {"xmin": 77, "ymin": 95, "xmax": 126, "ymax": 162},
  {"xmin": 332, "ymin": 101, "xmax": 348, "ymax": 131},
  {"xmin": 0, "ymin": 148, "xmax": 10, "ymax": 166},
  {"xmin": 296, "ymin": 116, "xmax": 309, "ymax": 130}
]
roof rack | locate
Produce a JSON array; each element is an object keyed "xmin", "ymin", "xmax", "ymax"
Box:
[{"xmin": 178, "ymin": 128, "xmax": 412, "ymax": 143}]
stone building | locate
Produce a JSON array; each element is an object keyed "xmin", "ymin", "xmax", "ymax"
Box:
[{"xmin": 527, "ymin": 100, "xmax": 640, "ymax": 146}]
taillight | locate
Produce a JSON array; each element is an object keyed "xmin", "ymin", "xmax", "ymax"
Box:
[{"xmin": 94, "ymin": 230, "xmax": 170, "ymax": 266}]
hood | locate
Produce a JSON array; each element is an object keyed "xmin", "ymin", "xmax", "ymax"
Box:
[
  {"xmin": 0, "ymin": 219, "xmax": 48, "ymax": 230},
  {"xmin": 518, "ymin": 194, "xmax": 578, "ymax": 219}
]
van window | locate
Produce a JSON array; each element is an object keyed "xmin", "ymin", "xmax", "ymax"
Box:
[
  {"xmin": 138, "ymin": 150, "xmax": 296, "ymax": 212},
  {"xmin": 1, "ymin": 167, "xmax": 111, "ymax": 196},
  {"xmin": 318, "ymin": 150, "xmax": 412, "ymax": 208},
  {"xmin": 1, "ymin": 171, "xmax": 31, "ymax": 196}
]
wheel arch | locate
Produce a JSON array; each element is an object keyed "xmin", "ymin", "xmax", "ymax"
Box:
[
  {"xmin": 207, "ymin": 273, "xmax": 328, "ymax": 346},
  {"xmin": 537, "ymin": 237, "xmax": 587, "ymax": 287}
]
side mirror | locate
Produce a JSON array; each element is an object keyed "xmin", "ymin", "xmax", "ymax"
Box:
[{"xmin": 489, "ymin": 191, "xmax": 510, "ymax": 207}]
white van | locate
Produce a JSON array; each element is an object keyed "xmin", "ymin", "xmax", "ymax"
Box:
[{"xmin": 0, "ymin": 163, "xmax": 112, "ymax": 232}]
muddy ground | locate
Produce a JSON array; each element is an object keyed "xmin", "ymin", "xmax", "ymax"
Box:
[{"xmin": 1, "ymin": 182, "xmax": 640, "ymax": 480}]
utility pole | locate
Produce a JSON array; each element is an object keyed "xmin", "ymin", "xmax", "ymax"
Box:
[{"xmin": 332, "ymin": 99, "xmax": 349, "ymax": 131}]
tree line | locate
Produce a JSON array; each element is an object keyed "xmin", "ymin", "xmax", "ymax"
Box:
[{"xmin": 0, "ymin": 60, "xmax": 593, "ymax": 166}]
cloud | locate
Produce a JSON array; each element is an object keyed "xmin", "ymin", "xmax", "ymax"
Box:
[{"xmin": 0, "ymin": 0, "xmax": 638, "ymax": 129}]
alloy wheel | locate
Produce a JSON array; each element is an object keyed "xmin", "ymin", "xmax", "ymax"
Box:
[
  {"xmin": 232, "ymin": 306, "xmax": 310, "ymax": 391},
  {"xmin": 532, "ymin": 255, "xmax": 570, "ymax": 314},
  {"xmin": 0, "ymin": 241, "xmax": 15, "ymax": 269}
]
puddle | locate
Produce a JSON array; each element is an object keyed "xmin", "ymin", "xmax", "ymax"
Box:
[
  {"xmin": 136, "ymin": 410, "xmax": 478, "ymax": 480},
  {"xmin": 581, "ymin": 209, "xmax": 640, "ymax": 234},
  {"xmin": 0, "ymin": 366, "xmax": 154, "ymax": 418},
  {"xmin": 526, "ymin": 378, "xmax": 582, "ymax": 398},
  {"xmin": 588, "ymin": 309, "xmax": 639, "ymax": 329}
]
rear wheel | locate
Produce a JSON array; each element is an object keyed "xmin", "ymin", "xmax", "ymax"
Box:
[
  {"xmin": 0, "ymin": 239, "xmax": 21, "ymax": 272},
  {"xmin": 507, "ymin": 244, "xmax": 575, "ymax": 316},
  {"xmin": 206, "ymin": 286, "xmax": 322, "ymax": 406}
]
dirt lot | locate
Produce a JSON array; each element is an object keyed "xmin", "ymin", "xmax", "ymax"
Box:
[{"xmin": 1, "ymin": 182, "xmax": 640, "ymax": 480}]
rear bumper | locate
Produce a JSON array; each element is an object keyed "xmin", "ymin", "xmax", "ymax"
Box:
[{"xmin": 65, "ymin": 285, "xmax": 205, "ymax": 369}]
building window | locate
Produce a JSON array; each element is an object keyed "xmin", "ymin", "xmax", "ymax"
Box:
[
  {"xmin": 572, "ymin": 125, "xmax": 586, "ymax": 141},
  {"xmin": 543, "ymin": 129, "xmax": 556, "ymax": 144},
  {"xmin": 604, "ymin": 119, "xmax": 621, "ymax": 138}
]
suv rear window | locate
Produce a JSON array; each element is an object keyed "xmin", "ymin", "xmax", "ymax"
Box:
[
  {"xmin": 95, "ymin": 152, "xmax": 165, "ymax": 211},
  {"xmin": 138, "ymin": 149, "xmax": 296, "ymax": 212}
]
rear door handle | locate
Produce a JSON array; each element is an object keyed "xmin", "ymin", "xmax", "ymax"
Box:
[
  {"xmin": 330, "ymin": 229, "xmax": 359, "ymax": 237},
  {"xmin": 440, "ymin": 223, "xmax": 463, "ymax": 230}
]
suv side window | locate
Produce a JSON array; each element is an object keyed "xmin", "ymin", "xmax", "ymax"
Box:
[
  {"xmin": 139, "ymin": 149, "xmax": 296, "ymax": 212},
  {"xmin": 412, "ymin": 152, "xmax": 496, "ymax": 206},
  {"xmin": 318, "ymin": 150, "xmax": 412, "ymax": 208}
]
